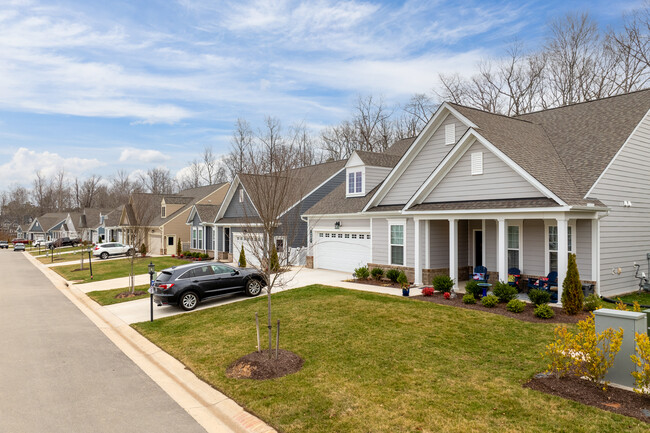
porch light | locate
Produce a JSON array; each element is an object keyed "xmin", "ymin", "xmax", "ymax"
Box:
[
  {"xmin": 334, "ymin": 221, "xmax": 341, "ymax": 229},
  {"xmin": 148, "ymin": 262, "xmax": 156, "ymax": 277}
]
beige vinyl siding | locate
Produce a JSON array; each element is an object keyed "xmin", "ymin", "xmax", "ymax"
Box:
[
  {"xmin": 575, "ymin": 219, "xmax": 592, "ymax": 279},
  {"xmin": 365, "ymin": 166, "xmax": 392, "ymax": 193},
  {"xmin": 425, "ymin": 141, "xmax": 542, "ymax": 203},
  {"xmin": 311, "ymin": 218, "xmax": 370, "ymax": 231},
  {"xmin": 591, "ymin": 111, "xmax": 650, "ymax": 297},
  {"xmin": 523, "ymin": 219, "xmax": 545, "ymax": 275},
  {"xmin": 372, "ymin": 218, "xmax": 388, "ymax": 264},
  {"xmin": 381, "ymin": 114, "xmax": 467, "ymax": 205},
  {"xmin": 429, "ymin": 220, "xmax": 449, "ymax": 268}
]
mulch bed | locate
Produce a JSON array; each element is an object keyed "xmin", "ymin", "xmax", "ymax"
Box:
[
  {"xmin": 115, "ymin": 291, "xmax": 147, "ymax": 299},
  {"xmin": 226, "ymin": 349, "xmax": 303, "ymax": 380},
  {"xmin": 525, "ymin": 375, "xmax": 650, "ymax": 423},
  {"xmin": 345, "ymin": 278, "xmax": 402, "ymax": 289},
  {"xmin": 412, "ymin": 292, "xmax": 589, "ymax": 324}
]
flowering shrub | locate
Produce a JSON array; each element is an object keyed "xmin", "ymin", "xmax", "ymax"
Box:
[
  {"xmin": 443, "ymin": 292, "xmax": 451, "ymax": 300},
  {"xmin": 421, "ymin": 287, "xmax": 434, "ymax": 297},
  {"xmin": 631, "ymin": 332, "xmax": 650, "ymax": 396}
]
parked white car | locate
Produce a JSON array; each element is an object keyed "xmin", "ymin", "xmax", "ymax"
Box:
[
  {"xmin": 33, "ymin": 239, "xmax": 48, "ymax": 247},
  {"xmin": 93, "ymin": 242, "xmax": 134, "ymax": 260}
]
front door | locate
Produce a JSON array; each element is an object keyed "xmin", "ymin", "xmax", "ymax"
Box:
[{"xmin": 474, "ymin": 230, "xmax": 483, "ymax": 267}]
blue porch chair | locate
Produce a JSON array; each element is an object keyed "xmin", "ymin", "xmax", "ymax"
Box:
[
  {"xmin": 469, "ymin": 266, "xmax": 489, "ymax": 284},
  {"xmin": 508, "ymin": 267, "xmax": 521, "ymax": 289},
  {"xmin": 527, "ymin": 271, "xmax": 558, "ymax": 302}
]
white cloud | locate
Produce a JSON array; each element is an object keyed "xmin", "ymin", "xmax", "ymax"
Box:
[
  {"xmin": 0, "ymin": 147, "xmax": 104, "ymax": 189},
  {"xmin": 119, "ymin": 148, "xmax": 171, "ymax": 163}
]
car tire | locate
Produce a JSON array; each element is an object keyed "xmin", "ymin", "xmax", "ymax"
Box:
[
  {"xmin": 100, "ymin": 252, "xmax": 109, "ymax": 260},
  {"xmin": 126, "ymin": 249, "xmax": 134, "ymax": 256},
  {"xmin": 179, "ymin": 291, "xmax": 199, "ymax": 311},
  {"xmin": 245, "ymin": 278, "xmax": 263, "ymax": 297}
]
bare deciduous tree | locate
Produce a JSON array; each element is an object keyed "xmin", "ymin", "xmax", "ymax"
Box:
[{"xmin": 138, "ymin": 167, "xmax": 176, "ymax": 195}]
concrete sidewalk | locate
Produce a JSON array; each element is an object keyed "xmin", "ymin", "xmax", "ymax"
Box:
[{"xmin": 23, "ymin": 251, "xmax": 277, "ymax": 433}]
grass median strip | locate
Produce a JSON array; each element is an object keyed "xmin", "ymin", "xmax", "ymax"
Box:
[
  {"xmin": 133, "ymin": 285, "xmax": 647, "ymax": 433},
  {"xmin": 87, "ymin": 284, "xmax": 151, "ymax": 305},
  {"xmin": 52, "ymin": 256, "xmax": 191, "ymax": 283}
]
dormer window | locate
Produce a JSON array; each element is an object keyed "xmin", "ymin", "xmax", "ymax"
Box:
[
  {"xmin": 161, "ymin": 206, "xmax": 166, "ymax": 218},
  {"xmin": 348, "ymin": 171, "xmax": 363, "ymax": 195}
]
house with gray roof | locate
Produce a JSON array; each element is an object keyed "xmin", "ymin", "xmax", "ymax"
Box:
[
  {"xmin": 209, "ymin": 159, "xmax": 347, "ymax": 266},
  {"xmin": 303, "ymin": 89, "xmax": 650, "ymax": 300}
]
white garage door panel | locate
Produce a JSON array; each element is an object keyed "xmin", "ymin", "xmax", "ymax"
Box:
[
  {"xmin": 233, "ymin": 233, "xmax": 261, "ymax": 267},
  {"xmin": 314, "ymin": 232, "xmax": 371, "ymax": 273}
]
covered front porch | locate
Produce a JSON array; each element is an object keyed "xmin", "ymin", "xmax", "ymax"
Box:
[{"xmin": 411, "ymin": 210, "xmax": 602, "ymax": 302}]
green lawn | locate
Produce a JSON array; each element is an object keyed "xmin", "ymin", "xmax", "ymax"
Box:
[
  {"xmin": 52, "ymin": 256, "xmax": 190, "ymax": 283},
  {"xmin": 30, "ymin": 245, "xmax": 81, "ymax": 256},
  {"xmin": 602, "ymin": 291, "xmax": 650, "ymax": 309},
  {"xmin": 37, "ymin": 250, "xmax": 93, "ymax": 264},
  {"xmin": 133, "ymin": 286, "xmax": 646, "ymax": 433},
  {"xmin": 87, "ymin": 284, "xmax": 151, "ymax": 305}
]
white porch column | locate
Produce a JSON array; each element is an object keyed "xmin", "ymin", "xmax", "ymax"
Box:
[
  {"xmin": 414, "ymin": 218, "xmax": 422, "ymax": 285},
  {"xmin": 497, "ymin": 218, "xmax": 507, "ymax": 283},
  {"xmin": 591, "ymin": 218, "xmax": 600, "ymax": 296},
  {"xmin": 425, "ymin": 220, "xmax": 430, "ymax": 270},
  {"xmin": 557, "ymin": 217, "xmax": 569, "ymax": 304},
  {"xmin": 449, "ymin": 218, "xmax": 458, "ymax": 289}
]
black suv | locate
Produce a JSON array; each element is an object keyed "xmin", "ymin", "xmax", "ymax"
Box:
[{"xmin": 151, "ymin": 263, "xmax": 266, "ymax": 311}]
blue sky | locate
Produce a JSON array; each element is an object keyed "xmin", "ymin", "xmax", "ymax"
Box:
[{"xmin": 0, "ymin": 0, "xmax": 640, "ymax": 191}]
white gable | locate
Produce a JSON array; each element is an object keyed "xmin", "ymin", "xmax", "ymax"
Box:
[
  {"xmin": 380, "ymin": 112, "xmax": 469, "ymax": 205},
  {"xmin": 423, "ymin": 141, "xmax": 543, "ymax": 203}
]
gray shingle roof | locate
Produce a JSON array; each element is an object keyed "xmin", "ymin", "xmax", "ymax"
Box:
[
  {"xmin": 31, "ymin": 212, "xmax": 68, "ymax": 232},
  {"xmin": 193, "ymin": 204, "xmax": 220, "ymax": 223},
  {"xmin": 407, "ymin": 198, "xmax": 562, "ymax": 211},
  {"xmin": 355, "ymin": 151, "xmax": 402, "ymax": 168},
  {"xmin": 148, "ymin": 183, "xmax": 228, "ymax": 227}
]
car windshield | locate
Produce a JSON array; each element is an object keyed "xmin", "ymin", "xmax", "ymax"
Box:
[{"xmin": 156, "ymin": 271, "xmax": 173, "ymax": 283}]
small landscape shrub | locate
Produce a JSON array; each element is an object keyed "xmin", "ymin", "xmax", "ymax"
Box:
[
  {"xmin": 397, "ymin": 271, "xmax": 409, "ymax": 288},
  {"xmin": 443, "ymin": 292, "xmax": 451, "ymax": 300},
  {"xmin": 270, "ymin": 245, "xmax": 280, "ymax": 272},
  {"xmin": 139, "ymin": 243, "xmax": 147, "ymax": 256},
  {"xmin": 493, "ymin": 281, "xmax": 518, "ymax": 303},
  {"xmin": 238, "ymin": 245, "xmax": 246, "ymax": 267},
  {"xmin": 354, "ymin": 266, "xmax": 370, "ymax": 280},
  {"xmin": 583, "ymin": 294, "xmax": 602, "ymax": 311},
  {"xmin": 633, "ymin": 301, "xmax": 642, "ymax": 312},
  {"xmin": 528, "ymin": 289, "xmax": 551, "ymax": 306},
  {"xmin": 421, "ymin": 287, "xmax": 434, "ymax": 296},
  {"xmin": 481, "ymin": 294, "xmax": 498, "ymax": 308},
  {"xmin": 201, "ymin": 253, "xmax": 209, "ymax": 259},
  {"xmin": 176, "ymin": 238, "xmax": 182, "ymax": 257},
  {"xmin": 506, "ymin": 299, "xmax": 526, "ymax": 313},
  {"xmin": 615, "ymin": 298, "xmax": 627, "ymax": 311},
  {"xmin": 631, "ymin": 332, "xmax": 650, "ymax": 396},
  {"xmin": 561, "ymin": 253, "xmax": 584, "ymax": 315},
  {"xmin": 386, "ymin": 269, "xmax": 400, "ymax": 283},
  {"xmin": 462, "ymin": 293, "xmax": 476, "ymax": 304},
  {"xmin": 464, "ymin": 280, "xmax": 482, "ymax": 299},
  {"xmin": 432, "ymin": 275, "xmax": 454, "ymax": 293},
  {"xmin": 370, "ymin": 267, "xmax": 384, "ymax": 280},
  {"xmin": 534, "ymin": 304, "xmax": 555, "ymax": 319}
]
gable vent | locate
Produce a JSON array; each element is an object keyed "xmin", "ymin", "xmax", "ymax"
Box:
[
  {"xmin": 445, "ymin": 124, "xmax": 456, "ymax": 145},
  {"xmin": 471, "ymin": 152, "xmax": 483, "ymax": 175}
]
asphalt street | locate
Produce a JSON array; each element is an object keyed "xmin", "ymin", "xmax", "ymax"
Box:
[{"xmin": 0, "ymin": 250, "xmax": 206, "ymax": 433}]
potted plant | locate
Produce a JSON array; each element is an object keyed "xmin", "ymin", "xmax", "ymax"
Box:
[{"xmin": 397, "ymin": 271, "xmax": 409, "ymax": 296}]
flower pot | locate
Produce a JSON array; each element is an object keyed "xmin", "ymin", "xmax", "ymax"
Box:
[{"xmin": 402, "ymin": 288, "xmax": 410, "ymax": 297}]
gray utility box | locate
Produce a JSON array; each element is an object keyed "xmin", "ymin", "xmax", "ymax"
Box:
[{"xmin": 594, "ymin": 309, "xmax": 647, "ymax": 388}]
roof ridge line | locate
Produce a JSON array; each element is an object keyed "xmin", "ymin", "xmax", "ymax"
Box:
[{"xmin": 447, "ymin": 102, "xmax": 534, "ymax": 124}]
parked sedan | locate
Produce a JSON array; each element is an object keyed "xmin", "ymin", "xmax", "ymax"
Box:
[
  {"xmin": 13, "ymin": 243, "xmax": 25, "ymax": 252},
  {"xmin": 93, "ymin": 242, "xmax": 134, "ymax": 259},
  {"xmin": 151, "ymin": 263, "xmax": 266, "ymax": 311}
]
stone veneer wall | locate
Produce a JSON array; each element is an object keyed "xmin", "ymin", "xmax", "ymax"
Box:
[{"xmin": 306, "ymin": 256, "xmax": 314, "ymax": 269}]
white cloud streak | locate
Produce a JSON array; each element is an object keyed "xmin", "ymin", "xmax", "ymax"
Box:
[{"xmin": 119, "ymin": 148, "xmax": 171, "ymax": 163}]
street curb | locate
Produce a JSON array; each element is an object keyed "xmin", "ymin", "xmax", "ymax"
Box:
[{"xmin": 24, "ymin": 252, "xmax": 277, "ymax": 433}]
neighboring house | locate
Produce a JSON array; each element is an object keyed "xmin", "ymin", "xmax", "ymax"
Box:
[
  {"xmin": 186, "ymin": 204, "xmax": 221, "ymax": 256},
  {"xmin": 120, "ymin": 184, "xmax": 229, "ymax": 255},
  {"xmin": 304, "ymin": 89, "xmax": 650, "ymax": 300},
  {"xmin": 26, "ymin": 212, "xmax": 74, "ymax": 241},
  {"xmin": 75, "ymin": 208, "xmax": 109, "ymax": 243},
  {"xmin": 102, "ymin": 205, "xmax": 125, "ymax": 244},
  {"xmin": 210, "ymin": 160, "xmax": 347, "ymax": 265}
]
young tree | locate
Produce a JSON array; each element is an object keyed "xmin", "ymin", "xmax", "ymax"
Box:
[
  {"xmin": 123, "ymin": 194, "xmax": 159, "ymax": 294},
  {"xmin": 562, "ymin": 253, "xmax": 584, "ymax": 315}
]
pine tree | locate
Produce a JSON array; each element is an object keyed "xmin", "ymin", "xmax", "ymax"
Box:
[
  {"xmin": 270, "ymin": 244, "xmax": 280, "ymax": 272},
  {"xmin": 238, "ymin": 245, "xmax": 246, "ymax": 267},
  {"xmin": 176, "ymin": 238, "xmax": 182, "ymax": 256},
  {"xmin": 562, "ymin": 253, "xmax": 584, "ymax": 315}
]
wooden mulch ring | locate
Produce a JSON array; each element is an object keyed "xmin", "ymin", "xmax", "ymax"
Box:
[
  {"xmin": 345, "ymin": 278, "xmax": 402, "ymax": 289},
  {"xmin": 412, "ymin": 292, "xmax": 590, "ymax": 324},
  {"xmin": 226, "ymin": 349, "xmax": 303, "ymax": 380},
  {"xmin": 525, "ymin": 375, "xmax": 650, "ymax": 423},
  {"xmin": 115, "ymin": 291, "xmax": 147, "ymax": 299}
]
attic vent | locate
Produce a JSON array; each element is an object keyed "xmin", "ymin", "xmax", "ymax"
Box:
[
  {"xmin": 445, "ymin": 124, "xmax": 456, "ymax": 145},
  {"xmin": 471, "ymin": 152, "xmax": 483, "ymax": 175}
]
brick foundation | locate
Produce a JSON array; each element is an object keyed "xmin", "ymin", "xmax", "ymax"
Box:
[
  {"xmin": 368, "ymin": 263, "xmax": 416, "ymax": 283},
  {"xmin": 228, "ymin": 253, "xmax": 233, "ymax": 262},
  {"xmin": 306, "ymin": 256, "xmax": 313, "ymax": 269},
  {"xmin": 218, "ymin": 251, "xmax": 229, "ymax": 261}
]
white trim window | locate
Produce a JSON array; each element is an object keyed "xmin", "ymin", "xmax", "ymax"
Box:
[
  {"xmin": 546, "ymin": 223, "xmax": 576, "ymax": 274},
  {"xmin": 507, "ymin": 224, "xmax": 521, "ymax": 270},
  {"xmin": 198, "ymin": 227, "xmax": 204, "ymax": 250},
  {"xmin": 389, "ymin": 223, "xmax": 405, "ymax": 266},
  {"xmin": 347, "ymin": 170, "xmax": 363, "ymax": 195},
  {"xmin": 192, "ymin": 227, "xmax": 197, "ymax": 249},
  {"xmin": 161, "ymin": 206, "xmax": 166, "ymax": 218}
]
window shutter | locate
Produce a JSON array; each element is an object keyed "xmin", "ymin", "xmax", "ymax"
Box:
[
  {"xmin": 471, "ymin": 152, "xmax": 483, "ymax": 175},
  {"xmin": 445, "ymin": 124, "xmax": 455, "ymax": 145}
]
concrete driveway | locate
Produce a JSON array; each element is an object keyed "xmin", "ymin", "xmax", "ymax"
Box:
[
  {"xmin": 106, "ymin": 266, "xmax": 411, "ymax": 324},
  {"xmin": 0, "ymin": 250, "xmax": 206, "ymax": 433}
]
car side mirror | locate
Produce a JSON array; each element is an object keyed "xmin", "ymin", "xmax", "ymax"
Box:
[{"xmin": 231, "ymin": 270, "xmax": 239, "ymax": 276}]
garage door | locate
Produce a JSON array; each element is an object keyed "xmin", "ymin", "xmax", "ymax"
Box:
[
  {"xmin": 313, "ymin": 231, "xmax": 371, "ymax": 273},
  {"xmin": 149, "ymin": 233, "xmax": 162, "ymax": 255},
  {"xmin": 232, "ymin": 233, "xmax": 261, "ymax": 267}
]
